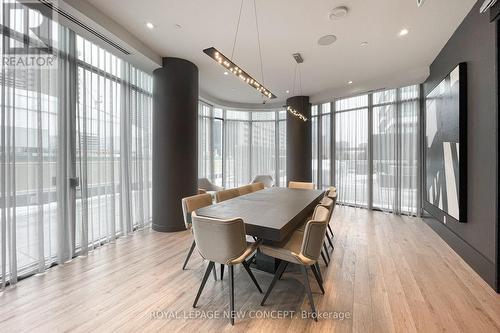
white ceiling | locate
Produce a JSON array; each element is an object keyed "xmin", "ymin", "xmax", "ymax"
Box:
[{"xmin": 82, "ymin": 0, "xmax": 476, "ymax": 106}]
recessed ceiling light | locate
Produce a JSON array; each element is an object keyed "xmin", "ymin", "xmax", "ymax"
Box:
[
  {"xmin": 146, "ymin": 22, "xmax": 154, "ymax": 29},
  {"xmin": 224, "ymin": 71, "xmax": 229, "ymax": 75},
  {"xmin": 360, "ymin": 41, "xmax": 368, "ymax": 47},
  {"xmin": 399, "ymin": 28, "xmax": 409, "ymax": 36},
  {"xmin": 318, "ymin": 34, "xmax": 337, "ymax": 46},
  {"xmin": 174, "ymin": 23, "xmax": 182, "ymax": 29},
  {"xmin": 329, "ymin": 6, "xmax": 349, "ymax": 20},
  {"xmin": 286, "ymin": 90, "xmax": 290, "ymax": 94},
  {"xmin": 348, "ymin": 81, "xmax": 353, "ymax": 85}
]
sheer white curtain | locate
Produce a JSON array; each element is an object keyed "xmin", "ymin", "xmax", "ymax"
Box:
[
  {"xmin": 0, "ymin": 2, "xmax": 152, "ymax": 288},
  {"xmin": 198, "ymin": 102, "xmax": 212, "ymax": 181},
  {"xmin": 251, "ymin": 112, "xmax": 276, "ymax": 181},
  {"xmin": 332, "ymin": 86, "xmax": 419, "ymax": 214},
  {"xmin": 75, "ymin": 36, "xmax": 152, "ymax": 253},
  {"xmin": 225, "ymin": 111, "xmax": 250, "ymax": 188},
  {"xmin": 277, "ymin": 111, "xmax": 287, "ymax": 187},
  {"xmin": 335, "ymin": 95, "xmax": 369, "ymax": 206},
  {"xmin": 311, "ymin": 106, "xmax": 318, "ymax": 187}
]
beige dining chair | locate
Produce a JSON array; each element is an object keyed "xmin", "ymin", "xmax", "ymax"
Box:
[
  {"xmin": 237, "ymin": 184, "xmax": 253, "ymax": 195},
  {"xmin": 215, "ymin": 188, "xmax": 240, "ymax": 203},
  {"xmin": 288, "ymin": 181, "xmax": 315, "ymax": 190},
  {"xmin": 181, "ymin": 193, "xmax": 218, "ymax": 279},
  {"xmin": 191, "ymin": 212, "xmax": 262, "ymax": 325},
  {"xmin": 325, "ymin": 190, "xmax": 337, "ymax": 239},
  {"xmin": 198, "ymin": 177, "xmax": 224, "ymax": 192},
  {"xmin": 259, "ymin": 205, "xmax": 329, "ymax": 321},
  {"xmin": 250, "ymin": 182, "xmax": 265, "ymax": 192},
  {"xmin": 252, "ymin": 175, "xmax": 274, "ymax": 188}
]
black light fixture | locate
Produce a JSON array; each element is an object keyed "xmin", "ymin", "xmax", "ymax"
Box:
[
  {"xmin": 203, "ymin": 47, "xmax": 276, "ymax": 99},
  {"xmin": 286, "ymin": 52, "xmax": 308, "ymax": 122},
  {"xmin": 203, "ymin": 0, "xmax": 276, "ymax": 100}
]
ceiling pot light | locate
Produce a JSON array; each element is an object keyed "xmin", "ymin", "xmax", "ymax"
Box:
[
  {"xmin": 224, "ymin": 71, "xmax": 229, "ymax": 75},
  {"xmin": 329, "ymin": 6, "xmax": 349, "ymax": 20},
  {"xmin": 318, "ymin": 34, "xmax": 337, "ymax": 46},
  {"xmin": 348, "ymin": 81, "xmax": 353, "ymax": 85},
  {"xmin": 174, "ymin": 23, "xmax": 182, "ymax": 29},
  {"xmin": 360, "ymin": 41, "xmax": 368, "ymax": 47},
  {"xmin": 399, "ymin": 28, "xmax": 409, "ymax": 36},
  {"xmin": 286, "ymin": 90, "xmax": 290, "ymax": 94},
  {"xmin": 146, "ymin": 22, "xmax": 154, "ymax": 29}
]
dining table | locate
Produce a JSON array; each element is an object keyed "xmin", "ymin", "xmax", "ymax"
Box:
[{"xmin": 195, "ymin": 186, "xmax": 325, "ymax": 273}]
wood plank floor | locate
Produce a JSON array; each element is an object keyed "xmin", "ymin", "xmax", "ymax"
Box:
[{"xmin": 1, "ymin": 206, "xmax": 499, "ymax": 332}]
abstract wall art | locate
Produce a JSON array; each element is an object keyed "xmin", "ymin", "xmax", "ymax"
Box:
[{"xmin": 424, "ymin": 63, "xmax": 467, "ymax": 223}]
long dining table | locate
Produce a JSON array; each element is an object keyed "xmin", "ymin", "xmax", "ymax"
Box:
[{"xmin": 195, "ymin": 187, "xmax": 325, "ymax": 272}]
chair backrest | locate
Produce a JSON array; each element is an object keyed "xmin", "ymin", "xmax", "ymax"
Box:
[
  {"xmin": 319, "ymin": 196, "xmax": 334, "ymax": 221},
  {"xmin": 300, "ymin": 205, "xmax": 329, "ymax": 262},
  {"xmin": 326, "ymin": 190, "xmax": 337, "ymax": 206},
  {"xmin": 216, "ymin": 188, "xmax": 240, "ymax": 203},
  {"xmin": 289, "ymin": 181, "xmax": 315, "ymax": 190},
  {"xmin": 250, "ymin": 182, "xmax": 265, "ymax": 192},
  {"xmin": 181, "ymin": 193, "xmax": 213, "ymax": 229},
  {"xmin": 237, "ymin": 184, "xmax": 253, "ymax": 196},
  {"xmin": 191, "ymin": 212, "xmax": 247, "ymax": 265},
  {"xmin": 198, "ymin": 178, "xmax": 223, "ymax": 192},
  {"xmin": 252, "ymin": 175, "xmax": 274, "ymax": 188}
]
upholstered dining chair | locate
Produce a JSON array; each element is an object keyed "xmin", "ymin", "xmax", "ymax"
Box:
[
  {"xmin": 325, "ymin": 190, "xmax": 337, "ymax": 239},
  {"xmin": 191, "ymin": 212, "xmax": 262, "ymax": 325},
  {"xmin": 181, "ymin": 193, "xmax": 217, "ymax": 279},
  {"xmin": 288, "ymin": 181, "xmax": 315, "ymax": 190},
  {"xmin": 259, "ymin": 205, "xmax": 330, "ymax": 321},
  {"xmin": 250, "ymin": 182, "xmax": 265, "ymax": 192},
  {"xmin": 252, "ymin": 175, "xmax": 274, "ymax": 188},
  {"xmin": 198, "ymin": 177, "xmax": 224, "ymax": 192},
  {"xmin": 215, "ymin": 188, "xmax": 240, "ymax": 203}
]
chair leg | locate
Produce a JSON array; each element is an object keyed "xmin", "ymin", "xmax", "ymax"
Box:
[
  {"xmin": 278, "ymin": 261, "xmax": 289, "ymax": 280},
  {"xmin": 220, "ymin": 264, "xmax": 224, "ymax": 280},
  {"xmin": 327, "ymin": 224, "xmax": 334, "ymax": 238},
  {"xmin": 261, "ymin": 260, "xmax": 287, "ymax": 306},
  {"xmin": 323, "ymin": 243, "xmax": 331, "ymax": 262},
  {"xmin": 315, "ymin": 262, "xmax": 323, "ymax": 285},
  {"xmin": 325, "ymin": 232, "xmax": 334, "ymax": 250},
  {"xmin": 182, "ymin": 240, "xmax": 196, "ymax": 270},
  {"xmin": 310, "ymin": 264, "xmax": 325, "ymax": 294},
  {"xmin": 229, "ymin": 265, "xmax": 235, "ymax": 325},
  {"xmin": 212, "ymin": 264, "xmax": 217, "ymax": 280},
  {"xmin": 321, "ymin": 250, "xmax": 329, "ymax": 267},
  {"xmin": 242, "ymin": 260, "xmax": 262, "ymax": 293},
  {"xmin": 300, "ymin": 265, "xmax": 318, "ymax": 322},
  {"xmin": 193, "ymin": 261, "xmax": 215, "ymax": 308}
]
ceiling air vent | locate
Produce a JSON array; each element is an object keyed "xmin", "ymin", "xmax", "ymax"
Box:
[{"xmin": 38, "ymin": 0, "xmax": 132, "ymax": 55}]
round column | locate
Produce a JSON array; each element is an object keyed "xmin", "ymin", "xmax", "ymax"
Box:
[
  {"xmin": 152, "ymin": 57, "xmax": 198, "ymax": 232},
  {"xmin": 286, "ymin": 96, "xmax": 312, "ymax": 184}
]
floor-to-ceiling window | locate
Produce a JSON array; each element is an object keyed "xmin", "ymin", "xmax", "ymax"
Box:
[
  {"xmin": 311, "ymin": 106, "xmax": 319, "ymax": 187},
  {"xmin": 198, "ymin": 103, "xmax": 286, "ymax": 188},
  {"xmin": 225, "ymin": 110, "xmax": 251, "ymax": 188},
  {"xmin": 320, "ymin": 103, "xmax": 332, "ymax": 189},
  {"xmin": 0, "ymin": 1, "xmax": 152, "ymax": 287},
  {"xmin": 251, "ymin": 112, "xmax": 276, "ymax": 182},
  {"xmin": 335, "ymin": 95, "xmax": 369, "ymax": 206},
  {"xmin": 313, "ymin": 85, "xmax": 420, "ymax": 214}
]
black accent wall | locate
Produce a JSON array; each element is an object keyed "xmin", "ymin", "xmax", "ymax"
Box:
[
  {"xmin": 286, "ymin": 96, "xmax": 312, "ymax": 184},
  {"xmin": 152, "ymin": 58, "xmax": 198, "ymax": 232},
  {"xmin": 422, "ymin": 1, "xmax": 499, "ymax": 291}
]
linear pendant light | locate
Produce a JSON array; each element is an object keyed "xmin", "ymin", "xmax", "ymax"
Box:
[
  {"xmin": 203, "ymin": 0, "xmax": 276, "ymax": 100},
  {"xmin": 203, "ymin": 47, "xmax": 276, "ymax": 99}
]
